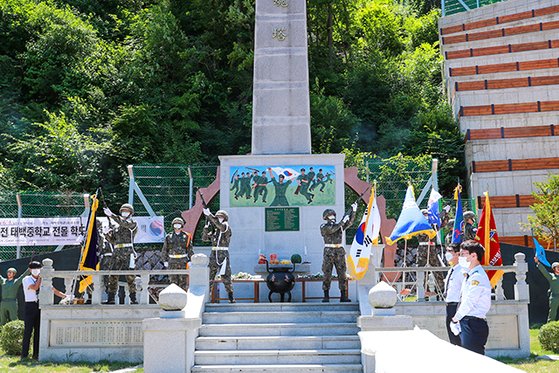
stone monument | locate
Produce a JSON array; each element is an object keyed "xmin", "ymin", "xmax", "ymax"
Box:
[{"xmin": 219, "ymin": 0, "xmax": 346, "ymax": 288}]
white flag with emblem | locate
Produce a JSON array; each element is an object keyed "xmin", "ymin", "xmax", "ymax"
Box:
[{"xmin": 348, "ymin": 188, "xmax": 381, "ymax": 280}]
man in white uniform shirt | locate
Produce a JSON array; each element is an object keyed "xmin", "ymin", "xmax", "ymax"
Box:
[
  {"xmin": 21, "ymin": 261, "xmax": 42, "ymax": 360},
  {"xmin": 443, "ymin": 244, "xmax": 464, "ymax": 346},
  {"xmin": 451, "ymin": 240, "xmax": 492, "ymax": 355}
]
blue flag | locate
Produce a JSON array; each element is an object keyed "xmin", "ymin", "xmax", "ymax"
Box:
[
  {"xmin": 452, "ymin": 185, "xmax": 463, "ymax": 244},
  {"xmin": 386, "ymin": 186, "xmax": 436, "ymax": 245},
  {"xmin": 533, "ymin": 236, "xmax": 551, "ymax": 267},
  {"xmin": 427, "ymin": 188, "xmax": 442, "ymax": 228}
]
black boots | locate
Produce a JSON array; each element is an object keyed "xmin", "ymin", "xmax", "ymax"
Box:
[
  {"xmin": 104, "ymin": 292, "xmax": 115, "ymax": 305},
  {"xmin": 130, "ymin": 292, "xmax": 138, "ymax": 305},
  {"xmin": 340, "ymin": 295, "xmax": 351, "ymax": 302},
  {"xmin": 322, "ymin": 290, "xmax": 330, "ymax": 303},
  {"xmin": 228, "ymin": 292, "xmax": 236, "ymax": 303}
]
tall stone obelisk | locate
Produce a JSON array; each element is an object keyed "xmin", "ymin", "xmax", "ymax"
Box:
[{"xmin": 251, "ymin": 0, "xmax": 312, "ymax": 155}]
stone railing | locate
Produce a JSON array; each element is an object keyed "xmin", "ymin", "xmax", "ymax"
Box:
[{"xmin": 38, "ymin": 260, "xmax": 198, "ymax": 306}]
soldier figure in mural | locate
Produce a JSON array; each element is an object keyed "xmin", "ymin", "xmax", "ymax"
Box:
[
  {"xmin": 253, "ymin": 170, "xmax": 269, "ymax": 203},
  {"xmin": 230, "ymin": 172, "xmax": 240, "ymax": 197},
  {"xmin": 296, "ymin": 168, "xmax": 314, "ymax": 204},
  {"xmin": 203, "ymin": 208, "xmax": 236, "ymax": 303},
  {"xmin": 310, "ymin": 168, "xmax": 325, "ymax": 192},
  {"xmin": 267, "ymin": 168, "xmax": 292, "ymax": 206},
  {"xmin": 103, "ymin": 203, "xmax": 138, "ymax": 304},
  {"xmin": 161, "ymin": 217, "xmax": 194, "ymax": 291},
  {"xmin": 321, "ymin": 202, "xmax": 358, "ymax": 302},
  {"xmin": 463, "ymin": 211, "xmax": 477, "ymax": 240}
]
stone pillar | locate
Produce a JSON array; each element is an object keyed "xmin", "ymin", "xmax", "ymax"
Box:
[
  {"xmin": 39, "ymin": 258, "xmax": 54, "ymax": 306},
  {"xmin": 189, "ymin": 253, "xmax": 210, "ymax": 299},
  {"xmin": 513, "ymin": 252, "xmax": 529, "ymax": 301},
  {"xmin": 252, "ymin": 0, "xmax": 311, "ymax": 154}
]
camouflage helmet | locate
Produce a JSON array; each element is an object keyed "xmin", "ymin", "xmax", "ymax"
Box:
[
  {"xmin": 172, "ymin": 217, "xmax": 184, "ymax": 226},
  {"xmin": 323, "ymin": 209, "xmax": 336, "ymax": 220},
  {"xmin": 463, "ymin": 211, "xmax": 476, "ymax": 221},
  {"xmin": 119, "ymin": 203, "xmax": 135, "ymax": 215},
  {"xmin": 215, "ymin": 210, "xmax": 229, "ymax": 220}
]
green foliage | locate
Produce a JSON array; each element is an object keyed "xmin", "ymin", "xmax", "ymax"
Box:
[
  {"xmin": 527, "ymin": 174, "xmax": 559, "ymax": 247},
  {"xmin": 538, "ymin": 321, "xmax": 559, "ymax": 353},
  {"xmin": 0, "ymin": 320, "xmax": 25, "ymax": 355},
  {"xmin": 0, "ymin": 0, "xmax": 461, "ymax": 203}
]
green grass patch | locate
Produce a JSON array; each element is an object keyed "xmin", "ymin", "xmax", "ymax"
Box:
[{"xmin": 500, "ymin": 327, "xmax": 559, "ymax": 373}]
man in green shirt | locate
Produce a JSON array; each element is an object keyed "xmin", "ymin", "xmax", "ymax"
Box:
[
  {"xmin": 534, "ymin": 256, "xmax": 559, "ymax": 322},
  {"xmin": 0, "ymin": 267, "xmax": 29, "ymax": 325}
]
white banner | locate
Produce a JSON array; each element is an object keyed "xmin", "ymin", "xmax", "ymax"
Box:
[
  {"xmin": 0, "ymin": 217, "xmax": 86, "ymax": 246},
  {"xmin": 0, "ymin": 216, "xmax": 165, "ymax": 246}
]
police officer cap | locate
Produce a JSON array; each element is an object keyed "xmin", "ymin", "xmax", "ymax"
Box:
[
  {"xmin": 120, "ymin": 203, "xmax": 135, "ymax": 214},
  {"xmin": 7, "ymin": 267, "xmax": 17, "ymax": 274},
  {"xmin": 463, "ymin": 211, "xmax": 475, "ymax": 220},
  {"xmin": 421, "ymin": 209, "xmax": 428, "ymax": 215},
  {"xmin": 172, "ymin": 217, "xmax": 184, "ymax": 226},
  {"xmin": 28, "ymin": 261, "xmax": 42, "ymax": 269},
  {"xmin": 323, "ymin": 209, "xmax": 336, "ymax": 220},
  {"xmin": 552, "ymin": 262, "xmax": 559, "ymax": 270},
  {"xmin": 215, "ymin": 210, "xmax": 229, "ymax": 220}
]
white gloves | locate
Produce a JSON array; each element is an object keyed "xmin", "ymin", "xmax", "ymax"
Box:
[
  {"xmin": 351, "ymin": 202, "xmax": 358, "ymax": 212},
  {"xmin": 342, "ymin": 215, "xmax": 350, "ymax": 224},
  {"xmin": 103, "ymin": 207, "xmax": 114, "ymax": 217},
  {"xmin": 450, "ymin": 321, "xmax": 461, "ymax": 336},
  {"xmin": 203, "ymin": 208, "xmax": 211, "ymax": 216},
  {"xmin": 164, "ymin": 262, "xmax": 168, "ymax": 268}
]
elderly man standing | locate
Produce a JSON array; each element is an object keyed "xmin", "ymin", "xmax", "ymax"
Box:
[
  {"xmin": 0, "ymin": 267, "xmax": 29, "ymax": 325},
  {"xmin": 534, "ymin": 256, "xmax": 559, "ymax": 322}
]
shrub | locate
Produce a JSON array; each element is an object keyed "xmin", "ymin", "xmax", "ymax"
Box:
[
  {"xmin": 539, "ymin": 321, "xmax": 559, "ymax": 353},
  {"xmin": 0, "ymin": 320, "xmax": 25, "ymax": 355}
]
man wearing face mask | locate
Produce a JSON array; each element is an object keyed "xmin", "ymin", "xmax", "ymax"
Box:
[
  {"xmin": 103, "ymin": 203, "xmax": 138, "ymax": 305},
  {"xmin": 451, "ymin": 240, "xmax": 491, "ymax": 355},
  {"xmin": 321, "ymin": 203, "xmax": 358, "ymax": 303},
  {"xmin": 202, "ymin": 208, "xmax": 235, "ymax": 303},
  {"xmin": 162, "ymin": 217, "xmax": 194, "ymax": 291},
  {"xmin": 21, "ymin": 261, "xmax": 42, "ymax": 359},
  {"xmin": 534, "ymin": 256, "xmax": 559, "ymax": 322},
  {"xmin": 0, "ymin": 267, "xmax": 30, "ymax": 325},
  {"xmin": 443, "ymin": 244, "xmax": 464, "ymax": 346}
]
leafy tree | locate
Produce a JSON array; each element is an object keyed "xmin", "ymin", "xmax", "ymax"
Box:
[{"xmin": 527, "ymin": 174, "xmax": 559, "ymax": 250}]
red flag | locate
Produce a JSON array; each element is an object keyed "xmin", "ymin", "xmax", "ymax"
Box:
[{"xmin": 475, "ymin": 192, "xmax": 504, "ymax": 287}]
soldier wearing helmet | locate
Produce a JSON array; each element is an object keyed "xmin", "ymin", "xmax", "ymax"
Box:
[
  {"xmin": 0, "ymin": 267, "xmax": 29, "ymax": 325},
  {"xmin": 463, "ymin": 211, "xmax": 477, "ymax": 240},
  {"xmin": 161, "ymin": 217, "xmax": 194, "ymax": 291},
  {"xmin": 202, "ymin": 207, "xmax": 235, "ymax": 303},
  {"xmin": 103, "ymin": 203, "xmax": 138, "ymax": 304},
  {"xmin": 320, "ymin": 202, "xmax": 358, "ymax": 303}
]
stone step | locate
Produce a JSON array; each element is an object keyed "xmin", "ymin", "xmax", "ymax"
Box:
[
  {"xmin": 203, "ymin": 310, "xmax": 359, "ymax": 324},
  {"xmin": 453, "ymin": 84, "xmax": 559, "ymax": 107},
  {"xmin": 199, "ymin": 322, "xmax": 359, "ymax": 337},
  {"xmin": 195, "ymin": 335, "xmax": 361, "ymax": 350},
  {"xmin": 191, "ymin": 363, "xmax": 363, "ymax": 373},
  {"xmin": 444, "ymin": 47, "xmax": 559, "ymax": 71},
  {"xmin": 204, "ymin": 302, "xmax": 359, "ymax": 313},
  {"xmin": 194, "ymin": 349, "xmax": 361, "ymax": 365},
  {"xmin": 458, "ymin": 112, "xmax": 558, "ymax": 132}
]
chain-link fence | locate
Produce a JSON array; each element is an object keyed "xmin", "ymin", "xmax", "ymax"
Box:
[{"xmin": 442, "ymin": 0, "xmax": 503, "ymax": 16}]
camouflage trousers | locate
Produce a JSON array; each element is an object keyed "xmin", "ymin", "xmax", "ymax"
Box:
[
  {"xmin": 209, "ymin": 249, "xmax": 233, "ymax": 295},
  {"xmin": 168, "ymin": 257, "xmax": 189, "ymax": 291},
  {"xmin": 322, "ymin": 246, "xmax": 348, "ymax": 293},
  {"xmin": 416, "ymin": 244, "xmax": 445, "ymax": 294},
  {"xmin": 106, "ymin": 252, "xmax": 136, "ymax": 294}
]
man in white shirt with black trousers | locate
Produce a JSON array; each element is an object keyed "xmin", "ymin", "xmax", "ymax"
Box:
[
  {"xmin": 451, "ymin": 240, "xmax": 492, "ymax": 355},
  {"xmin": 21, "ymin": 261, "xmax": 42, "ymax": 360},
  {"xmin": 443, "ymin": 243, "xmax": 464, "ymax": 346}
]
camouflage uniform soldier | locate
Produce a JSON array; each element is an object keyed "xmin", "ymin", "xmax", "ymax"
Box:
[
  {"xmin": 321, "ymin": 203, "xmax": 357, "ymax": 302},
  {"xmin": 162, "ymin": 217, "xmax": 194, "ymax": 291},
  {"xmin": 463, "ymin": 211, "xmax": 477, "ymax": 241},
  {"xmin": 103, "ymin": 203, "xmax": 138, "ymax": 304},
  {"xmin": 417, "ymin": 209, "xmax": 445, "ymax": 295},
  {"xmin": 0, "ymin": 267, "xmax": 29, "ymax": 325},
  {"xmin": 202, "ymin": 208, "xmax": 235, "ymax": 303}
]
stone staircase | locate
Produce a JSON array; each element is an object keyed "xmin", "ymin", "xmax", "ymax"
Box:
[{"xmin": 191, "ymin": 303, "xmax": 362, "ymax": 373}]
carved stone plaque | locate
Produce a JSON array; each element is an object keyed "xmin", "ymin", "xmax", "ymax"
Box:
[{"xmin": 50, "ymin": 320, "xmax": 143, "ymax": 347}]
